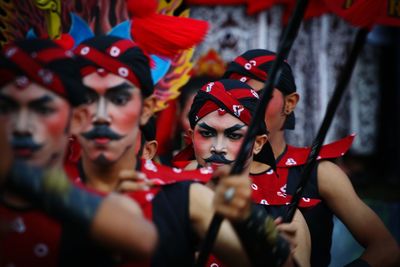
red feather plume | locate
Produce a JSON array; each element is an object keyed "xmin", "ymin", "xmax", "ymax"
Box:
[{"xmin": 126, "ymin": 0, "xmax": 209, "ymax": 58}]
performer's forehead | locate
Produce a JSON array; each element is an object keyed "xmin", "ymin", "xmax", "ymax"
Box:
[
  {"xmin": 1, "ymin": 81, "xmax": 60, "ymax": 103},
  {"xmin": 0, "ymin": 39, "xmax": 87, "ymax": 107},
  {"xmin": 83, "ymin": 72, "xmax": 137, "ymax": 93},
  {"xmin": 75, "ymin": 36, "xmax": 153, "ymax": 98}
]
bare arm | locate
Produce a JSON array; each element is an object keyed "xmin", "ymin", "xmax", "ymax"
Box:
[
  {"xmin": 190, "ymin": 182, "xmax": 252, "ymax": 267},
  {"xmin": 90, "ymin": 193, "xmax": 158, "ymax": 260},
  {"xmin": 276, "ymin": 210, "xmax": 311, "ymax": 267},
  {"xmin": 4, "ymin": 162, "xmax": 158, "ymax": 261},
  {"xmin": 190, "ymin": 170, "xmax": 296, "ymax": 267},
  {"xmin": 318, "ymin": 160, "xmax": 400, "ymax": 267}
]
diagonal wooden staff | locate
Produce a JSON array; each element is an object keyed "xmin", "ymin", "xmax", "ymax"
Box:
[
  {"xmin": 195, "ymin": 1, "xmax": 310, "ymax": 266},
  {"xmin": 283, "ymin": 28, "xmax": 369, "ymax": 222}
]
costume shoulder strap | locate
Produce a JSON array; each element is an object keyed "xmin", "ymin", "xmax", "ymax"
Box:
[{"xmin": 277, "ymin": 134, "xmax": 355, "ymax": 167}]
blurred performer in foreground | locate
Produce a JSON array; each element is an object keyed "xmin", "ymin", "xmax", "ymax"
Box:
[{"xmin": 0, "ymin": 39, "xmax": 157, "ymax": 266}]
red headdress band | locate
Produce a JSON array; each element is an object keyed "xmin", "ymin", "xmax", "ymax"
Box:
[
  {"xmin": 75, "ymin": 42, "xmax": 141, "ymax": 89},
  {"xmin": 233, "ymin": 55, "xmax": 277, "ymax": 82},
  {"xmin": 2, "ymin": 45, "xmax": 68, "ymax": 96},
  {"xmin": 195, "ymin": 81, "xmax": 259, "ymax": 125}
]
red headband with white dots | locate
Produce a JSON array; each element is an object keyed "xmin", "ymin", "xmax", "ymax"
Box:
[
  {"xmin": 75, "ymin": 40, "xmax": 141, "ymax": 89},
  {"xmin": 0, "ymin": 45, "xmax": 72, "ymax": 96},
  {"xmin": 195, "ymin": 81, "xmax": 259, "ymax": 125},
  {"xmin": 231, "ymin": 55, "xmax": 277, "ymax": 82}
]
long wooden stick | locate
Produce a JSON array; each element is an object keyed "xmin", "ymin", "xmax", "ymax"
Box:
[
  {"xmin": 195, "ymin": 1, "xmax": 310, "ymax": 266},
  {"xmin": 284, "ymin": 28, "xmax": 368, "ymax": 222}
]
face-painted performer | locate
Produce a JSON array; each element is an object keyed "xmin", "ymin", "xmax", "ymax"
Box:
[
  {"xmin": 74, "ymin": 36, "xmax": 156, "ymax": 192},
  {"xmin": 185, "ymin": 79, "xmax": 311, "ymax": 266},
  {"xmin": 224, "ymin": 49, "xmax": 400, "ymax": 267},
  {"xmin": 187, "ymin": 79, "xmax": 268, "ymax": 169},
  {"xmin": 74, "ymin": 35, "xmax": 296, "ymax": 267},
  {"xmin": 0, "ymin": 39, "xmax": 157, "ymax": 266}
]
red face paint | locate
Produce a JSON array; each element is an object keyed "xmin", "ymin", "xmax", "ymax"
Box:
[
  {"xmin": 246, "ymin": 79, "xmax": 286, "ymax": 133},
  {"xmin": 78, "ymin": 72, "xmax": 142, "ymax": 165},
  {"xmin": 192, "ymin": 110, "xmax": 248, "ymax": 169},
  {"xmin": 0, "ymin": 82, "xmax": 70, "ymax": 168}
]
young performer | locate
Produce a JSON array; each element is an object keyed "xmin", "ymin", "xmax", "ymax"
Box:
[
  {"xmin": 0, "ymin": 38, "xmax": 157, "ymax": 266},
  {"xmin": 183, "ymin": 78, "xmax": 311, "ymax": 266},
  {"xmin": 73, "ymin": 35, "xmax": 296, "ymax": 267},
  {"xmin": 224, "ymin": 49, "xmax": 400, "ymax": 267}
]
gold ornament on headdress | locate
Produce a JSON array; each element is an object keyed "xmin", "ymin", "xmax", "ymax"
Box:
[
  {"xmin": 152, "ymin": 0, "xmax": 196, "ymax": 112},
  {"xmin": 34, "ymin": 0, "xmax": 62, "ymax": 39},
  {"xmin": 0, "ymin": 1, "xmax": 15, "ymax": 47},
  {"xmin": 192, "ymin": 49, "xmax": 226, "ymax": 78}
]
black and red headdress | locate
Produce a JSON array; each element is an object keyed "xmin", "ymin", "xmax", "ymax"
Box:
[
  {"xmin": 223, "ymin": 49, "xmax": 297, "ymax": 129},
  {"xmin": 0, "ymin": 39, "xmax": 87, "ymax": 106},
  {"xmin": 188, "ymin": 79, "xmax": 267, "ymax": 135},
  {"xmin": 74, "ymin": 36, "xmax": 154, "ymax": 97},
  {"xmin": 174, "ymin": 79, "xmax": 275, "ymax": 167}
]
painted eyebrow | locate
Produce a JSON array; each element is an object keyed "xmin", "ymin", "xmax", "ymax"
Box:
[
  {"xmin": 28, "ymin": 95, "xmax": 54, "ymax": 107},
  {"xmin": 198, "ymin": 122, "xmax": 246, "ymax": 134},
  {"xmin": 0, "ymin": 94, "xmax": 18, "ymax": 106},
  {"xmin": 198, "ymin": 122, "xmax": 216, "ymax": 133},
  {"xmin": 86, "ymin": 82, "xmax": 134, "ymax": 97},
  {"xmin": 224, "ymin": 124, "xmax": 246, "ymax": 135},
  {"xmin": 106, "ymin": 82, "xmax": 134, "ymax": 95}
]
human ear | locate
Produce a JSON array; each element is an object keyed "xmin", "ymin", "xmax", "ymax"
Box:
[
  {"xmin": 253, "ymin": 134, "xmax": 268, "ymax": 155},
  {"xmin": 140, "ymin": 95, "xmax": 156, "ymax": 126},
  {"xmin": 187, "ymin": 128, "xmax": 195, "ymax": 140},
  {"xmin": 142, "ymin": 140, "xmax": 158, "ymax": 160},
  {"xmin": 284, "ymin": 92, "xmax": 299, "ymax": 114}
]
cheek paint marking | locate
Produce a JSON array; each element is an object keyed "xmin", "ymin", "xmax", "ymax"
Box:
[
  {"xmin": 266, "ymin": 96, "xmax": 284, "ymax": 117},
  {"xmin": 109, "ymin": 99, "xmax": 142, "ymax": 134},
  {"xmin": 227, "ymin": 138, "xmax": 244, "ymax": 159},
  {"xmin": 43, "ymin": 109, "xmax": 71, "ymax": 137},
  {"xmin": 192, "ymin": 130, "xmax": 213, "ymax": 159}
]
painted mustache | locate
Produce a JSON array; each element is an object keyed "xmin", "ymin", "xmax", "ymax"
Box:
[
  {"xmin": 11, "ymin": 136, "xmax": 42, "ymax": 151},
  {"xmin": 204, "ymin": 154, "xmax": 234, "ymax": 165},
  {"xmin": 81, "ymin": 125, "xmax": 124, "ymax": 141}
]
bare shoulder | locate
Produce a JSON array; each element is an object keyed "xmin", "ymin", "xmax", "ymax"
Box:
[
  {"xmin": 190, "ymin": 182, "xmax": 214, "ymax": 199},
  {"xmin": 105, "ymin": 193, "xmax": 143, "ymax": 216},
  {"xmin": 317, "ymin": 160, "xmax": 358, "ymax": 202}
]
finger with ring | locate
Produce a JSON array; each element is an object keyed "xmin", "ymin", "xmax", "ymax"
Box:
[{"xmin": 224, "ymin": 187, "xmax": 236, "ymax": 203}]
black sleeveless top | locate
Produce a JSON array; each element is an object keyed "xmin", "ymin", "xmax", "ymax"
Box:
[
  {"xmin": 151, "ymin": 181, "xmax": 197, "ymax": 266},
  {"xmin": 78, "ymin": 160, "xmax": 198, "ymax": 266}
]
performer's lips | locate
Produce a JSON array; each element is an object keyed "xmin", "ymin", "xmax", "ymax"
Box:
[
  {"xmin": 81, "ymin": 125, "xmax": 124, "ymax": 144},
  {"xmin": 210, "ymin": 162, "xmax": 226, "ymax": 168},
  {"xmin": 204, "ymin": 154, "xmax": 234, "ymax": 166},
  {"xmin": 14, "ymin": 148, "xmax": 35, "ymax": 158},
  {"xmin": 94, "ymin": 137, "xmax": 111, "ymax": 145},
  {"xmin": 11, "ymin": 136, "xmax": 42, "ymax": 158}
]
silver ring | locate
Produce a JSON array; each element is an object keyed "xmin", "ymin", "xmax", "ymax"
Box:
[{"xmin": 224, "ymin": 187, "xmax": 235, "ymax": 203}]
